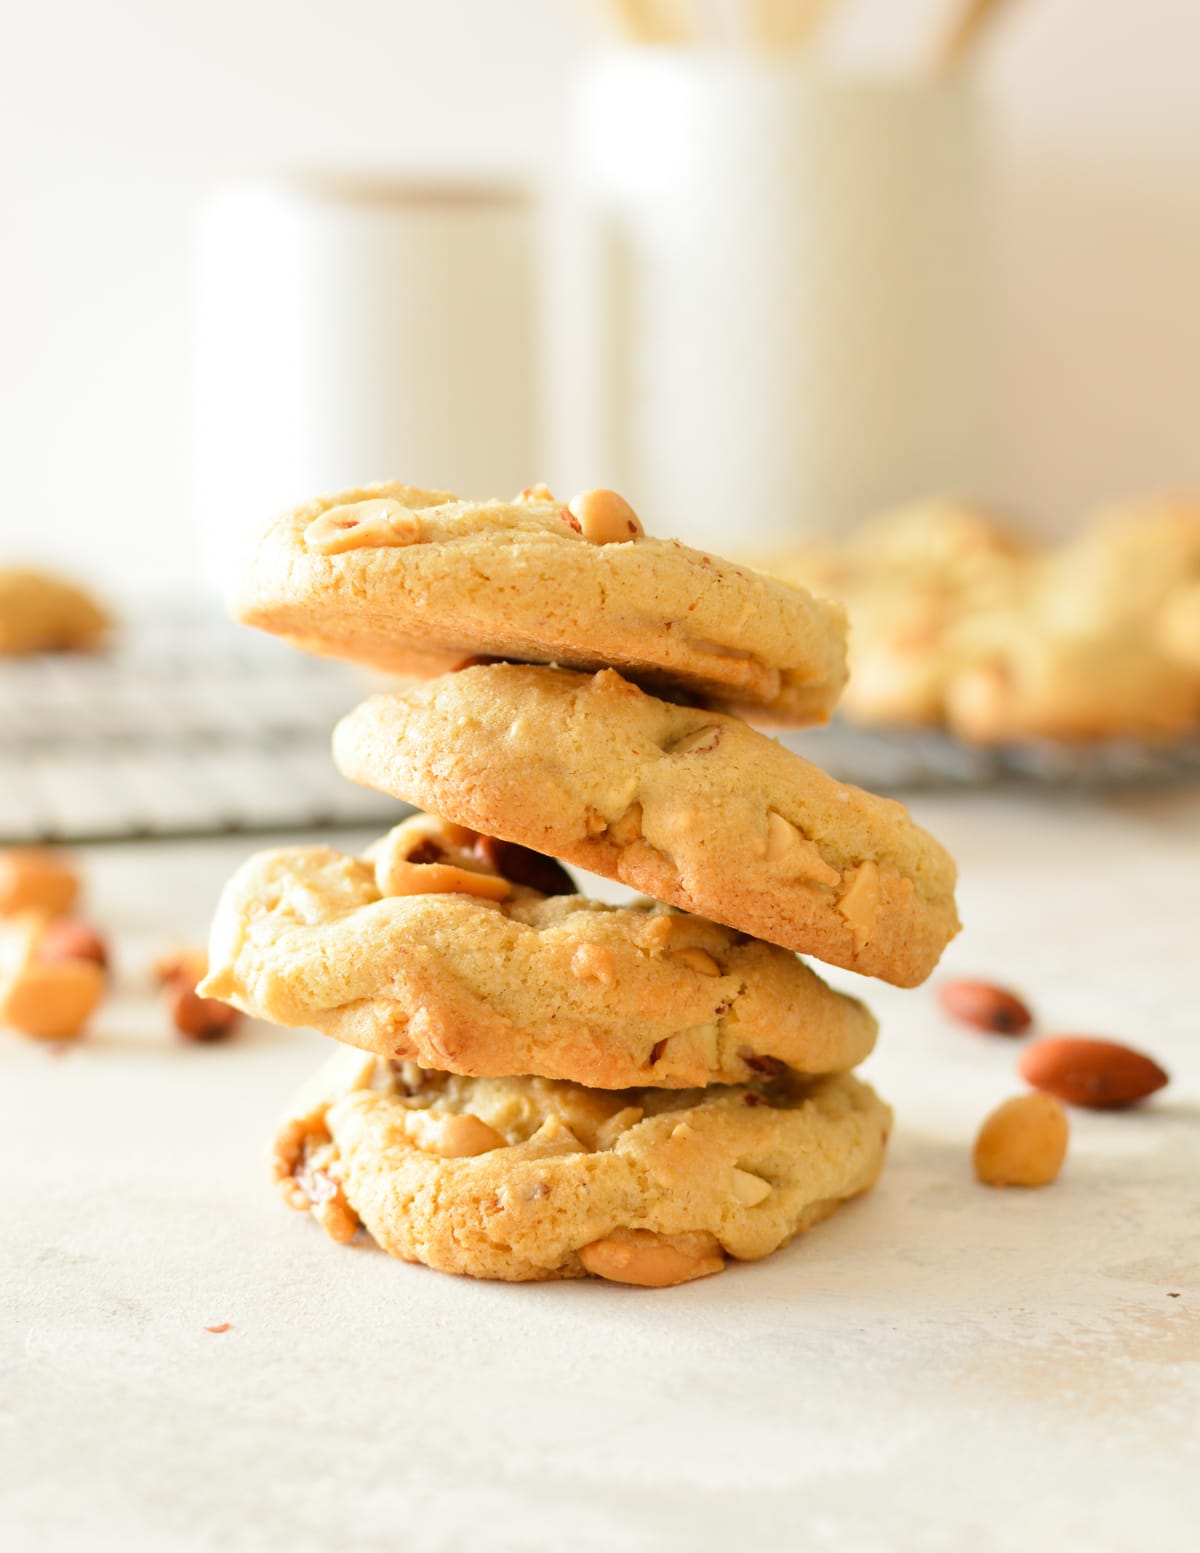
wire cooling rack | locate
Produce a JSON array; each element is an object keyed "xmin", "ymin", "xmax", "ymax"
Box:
[
  {"xmin": 2, "ymin": 610, "xmax": 1198, "ymax": 845},
  {"xmin": 0, "ymin": 611, "xmax": 405, "ymax": 844}
]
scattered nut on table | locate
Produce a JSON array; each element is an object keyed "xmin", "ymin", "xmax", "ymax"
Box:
[
  {"xmin": 154, "ymin": 945, "xmax": 242, "ymax": 1042},
  {"xmin": 1018, "ymin": 1036, "xmax": 1169, "ymax": 1108},
  {"xmin": 938, "ymin": 978, "xmax": 1033, "ymax": 1035},
  {"xmin": 974, "ymin": 1093, "xmax": 1069, "ymax": 1188},
  {"xmin": 0, "ymin": 911, "xmax": 107, "ymax": 1040},
  {"xmin": 0, "ymin": 848, "xmax": 81, "ymax": 918}
]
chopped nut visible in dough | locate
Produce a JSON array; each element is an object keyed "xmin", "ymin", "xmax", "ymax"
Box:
[
  {"xmin": 567, "ymin": 488, "xmax": 644, "ymax": 545},
  {"xmin": 406, "ymin": 1110, "xmax": 506, "ymax": 1159},
  {"xmin": 671, "ymin": 946, "xmax": 722, "ymax": 978},
  {"xmin": 667, "ymin": 725, "xmax": 723, "ymax": 756},
  {"xmin": 608, "ymin": 803, "xmax": 643, "ymax": 845},
  {"xmin": 376, "ymin": 857, "xmax": 511, "ymax": 902},
  {"xmin": 304, "ymin": 498, "xmax": 421, "ymax": 554},
  {"xmin": 577, "ymin": 1228, "xmax": 725, "ymax": 1287},
  {"xmin": 729, "ymin": 1168, "xmax": 772, "ymax": 1207},
  {"xmin": 570, "ymin": 942, "xmax": 616, "ymax": 986}
]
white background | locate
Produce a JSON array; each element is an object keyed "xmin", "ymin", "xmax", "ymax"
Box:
[{"xmin": 2, "ymin": 0, "xmax": 1199, "ymax": 593}]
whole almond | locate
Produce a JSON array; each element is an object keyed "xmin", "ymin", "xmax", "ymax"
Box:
[
  {"xmin": 974, "ymin": 1093, "xmax": 1069, "ymax": 1187},
  {"xmin": 1019, "ymin": 1037, "xmax": 1168, "ymax": 1108},
  {"xmin": 938, "ymin": 979, "xmax": 1033, "ymax": 1035},
  {"xmin": 34, "ymin": 917, "xmax": 110, "ymax": 971}
]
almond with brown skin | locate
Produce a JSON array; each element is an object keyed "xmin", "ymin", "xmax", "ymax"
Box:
[
  {"xmin": 1019, "ymin": 1037, "xmax": 1168, "ymax": 1109},
  {"xmin": 938, "ymin": 979, "xmax": 1033, "ymax": 1035}
]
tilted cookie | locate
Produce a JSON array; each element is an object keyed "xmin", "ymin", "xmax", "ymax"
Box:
[
  {"xmin": 0, "ymin": 568, "xmax": 111, "ymax": 655},
  {"xmin": 233, "ymin": 482, "xmax": 848, "ymax": 723},
  {"xmin": 332, "ymin": 666, "xmax": 960, "ymax": 986},
  {"xmin": 201, "ymin": 815, "xmax": 877, "ymax": 1088},
  {"xmin": 273, "ymin": 1047, "xmax": 892, "ymax": 1285}
]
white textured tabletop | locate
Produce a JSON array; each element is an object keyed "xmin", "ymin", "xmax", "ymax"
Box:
[{"xmin": 3, "ymin": 790, "xmax": 1198, "ymax": 1553}]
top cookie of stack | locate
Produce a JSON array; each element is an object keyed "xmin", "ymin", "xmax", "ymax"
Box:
[
  {"xmin": 234, "ymin": 482, "xmax": 849, "ymax": 724},
  {"xmin": 234, "ymin": 482, "xmax": 960, "ymax": 989}
]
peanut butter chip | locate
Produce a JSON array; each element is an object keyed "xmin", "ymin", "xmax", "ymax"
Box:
[
  {"xmin": 764, "ymin": 811, "xmax": 842, "ymax": 887},
  {"xmin": 304, "ymin": 499, "xmax": 422, "ymax": 555},
  {"xmin": 837, "ymin": 859, "xmax": 881, "ymax": 947},
  {"xmin": 567, "ymin": 488, "xmax": 645, "ymax": 544}
]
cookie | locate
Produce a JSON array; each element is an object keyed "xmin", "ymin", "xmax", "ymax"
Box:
[
  {"xmin": 332, "ymin": 665, "xmax": 960, "ymax": 987},
  {"xmin": 273, "ymin": 1047, "xmax": 892, "ymax": 1284},
  {"xmin": 233, "ymin": 482, "xmax": 848, "ymax": 723},
  {"xmin": 201, "ymin": 815, "xmax": 877, "ymax": 1088},
  {"xmin": 0, "ymin": 568, "xmax": 110, "ymax": 655},
  {"xmin": 766, "ymin": 495, "xmax": 1200, "ymax": 745}
]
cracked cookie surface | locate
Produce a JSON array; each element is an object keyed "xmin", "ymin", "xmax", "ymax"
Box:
[
  {"xmin": 233, "ymin": 482, "xmax": 848, "ymax": 724},
  {"xmin": 201, "ymin": 817, "xmax": 877, "ymax": 1087},
  {"xmin": 273, "ymin": 1047, "xmax": 892, "ymax": 1284},
  {"xmin": 332, "ymin": 665, "xmax": 960, "ymax": 987}
]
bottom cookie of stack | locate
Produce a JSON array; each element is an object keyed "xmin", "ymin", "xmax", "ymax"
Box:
[{"xmin": 274, "ymin": 1047, "xmax": 892, "ymax": 1286}]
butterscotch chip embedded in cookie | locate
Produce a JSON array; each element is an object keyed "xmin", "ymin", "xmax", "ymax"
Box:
[
  {"xmin": 200, "ymin": 816, "xmax": 878, "ymax": 1087},
  {"xmin": 272, "ymin": 1047, "xmax": 892, "ymax": 1284},
  {"xmin": 233, "ymin": 482, "xmax": 848, "ymax": 723},
  {"xmin": 332, "ymin": 666, "xmax": 960, "ymax": 986}
]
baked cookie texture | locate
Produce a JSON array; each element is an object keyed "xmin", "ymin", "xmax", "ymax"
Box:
[
  {"xmin": 332, "ymin": 665, "xmax": 960, "ymax": 987},
  {"xmin": 233, "ymin": 482, "xmax": 848, "ymax": 724},
  {"xmin": 274, "ymin": 1047, "xmax": 892, "ymax": 1284},
  {"xmin": 768, "ymin": 494, "xmax": 1200, "ymax": 744},
  {"xmin": 0, "ymin": 568, "xmax": 110, "ymax": 655},
  {"xmin": 201, "ymin": 817, "xmax": 877, "ymax": 1088}
]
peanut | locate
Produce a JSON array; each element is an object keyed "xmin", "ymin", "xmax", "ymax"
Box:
[
  {"xmin": 671, "ymin": 946, "xmax": 722, "ymax": 978},
  {"xmin": 567, "ymin": 488, "xmax": 644, "ymax": 544},
  {"xmin": 375, "ymin": 857, "xmax": 511, "ymax": 902},
  {"xmin": 0, "ymin": 959, "xmax": 105, "ymax": 1040},
  {"xmin": 407, "ymin": 1110, "xmax": 506, "ymax": 1159},
  {"xmin": 577, "ymin": 1228, "xmax": 725, "ymax": 1287},
  {"xmin": 974, "ymin": 1093, "xmax": 1069, "ymax": 1187},
  {"xmin": 304, "ymin": 498, "xmax": 421, "ymax": 554},
  {"xmin": 729, "ymin": 1168, "xmax": 772, "ymax": 1207},
  {"xmin": 0, "ymin": 849, "xmax": 79, "ymax": 918}
]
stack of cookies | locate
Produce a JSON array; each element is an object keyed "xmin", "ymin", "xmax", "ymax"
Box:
[{"xmin": 201, "ymin": 483, "xmax": 959, "ymax": 1286}]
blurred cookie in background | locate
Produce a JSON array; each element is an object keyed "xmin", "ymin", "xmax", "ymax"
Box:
[{"xmin": 766, "ymin": 494, "xmax": 1200, "ymax": 747}]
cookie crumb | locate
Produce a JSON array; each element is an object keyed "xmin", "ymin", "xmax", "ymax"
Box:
[{"xmin": 1167, "ymin": 1292, "xmax": 1181, "ymax": 1299}]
